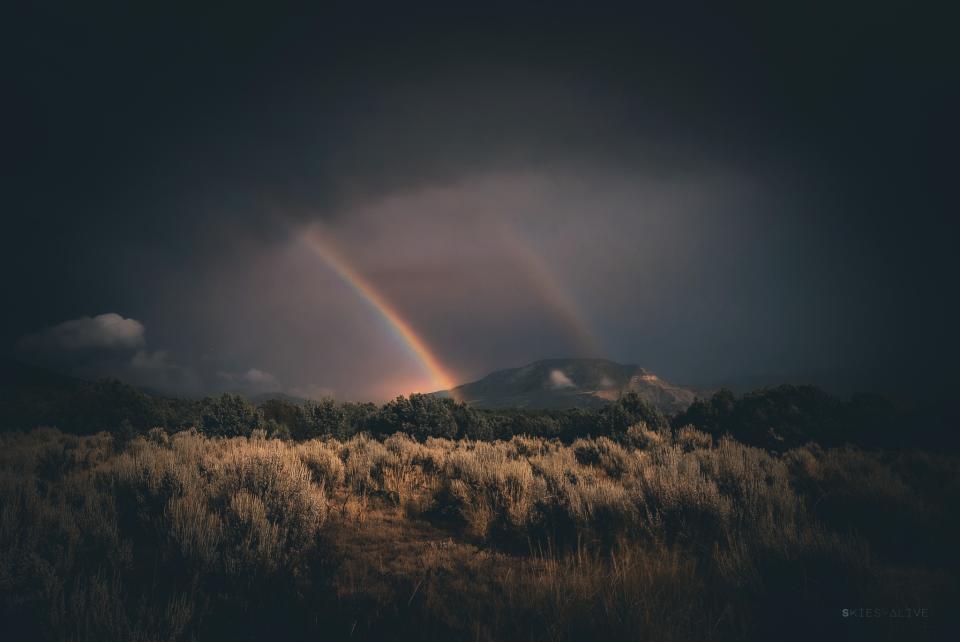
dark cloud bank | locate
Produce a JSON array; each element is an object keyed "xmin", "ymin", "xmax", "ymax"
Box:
[{"xmin": 5, "ymin": 2, "xmax": 957, "ymax": 400}]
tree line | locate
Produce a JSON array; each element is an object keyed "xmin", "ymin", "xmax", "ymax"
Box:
[{"xmin": 2, "ymin": 368, "xmax": 954, "ymax": 450}]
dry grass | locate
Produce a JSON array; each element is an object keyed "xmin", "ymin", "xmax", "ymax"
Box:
[{"xmin": 1, "ymin": 425, "xmax": 956, "ymax": 641}]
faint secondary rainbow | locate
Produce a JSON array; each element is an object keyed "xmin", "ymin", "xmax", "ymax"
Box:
[
  {"xmin": 499, "ymin": 226, "xmax": 602, "ymax": 358},
  {"xmin": 301, "ymin": 229, "xmax": 459, "ymax": 397}
]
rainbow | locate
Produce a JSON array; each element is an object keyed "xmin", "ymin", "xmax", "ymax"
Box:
[
  {"xmin": 499, "ymin": 227, "xmax": 601, "ymax": 358},
  {"xmin": 301, "ymin": 229, "xmax": 459, "ymax": 397}
]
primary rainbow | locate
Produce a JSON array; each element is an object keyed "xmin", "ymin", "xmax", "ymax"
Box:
[{"xmin": 302, "ymin": 229, "xmax": 459, "ymax": 397}]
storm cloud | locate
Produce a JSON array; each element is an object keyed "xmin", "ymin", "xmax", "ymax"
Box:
[{"xmin": 5, "ymin": 3, "xmax": 956, "ymax": 399}]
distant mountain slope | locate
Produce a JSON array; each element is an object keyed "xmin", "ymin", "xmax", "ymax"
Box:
[
  {"xmin": 0, "ymin": 359, "xmax": 174, "ymax": 432},
  {"xmin": 438, "ymin": 359, "xmax": 696, "ymax": 414},
  {"xmin": 249, "ymin": 391, "xmax": 311, "ymax": 405}
]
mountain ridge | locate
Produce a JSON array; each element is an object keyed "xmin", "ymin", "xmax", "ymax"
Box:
[{"xmin": 437, "ymin": 358, "xmax": 697, "ymax": 414}]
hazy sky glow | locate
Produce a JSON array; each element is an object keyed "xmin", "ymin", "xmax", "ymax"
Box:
[{"xmin": 6, "ymin": 3, "xmax": 956, "ymax": 399}]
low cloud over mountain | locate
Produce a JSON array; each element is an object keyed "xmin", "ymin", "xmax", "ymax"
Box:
[{"xmin": 440, "ymin": 358, "xmax": 696, "ymax": 414}]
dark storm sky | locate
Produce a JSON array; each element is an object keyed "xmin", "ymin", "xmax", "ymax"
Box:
[{"xmin": 5, "ymin": 2, "xmax": 957, "ymax": 399}]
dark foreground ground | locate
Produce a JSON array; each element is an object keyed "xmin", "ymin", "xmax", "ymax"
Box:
[{"xmin": 1, "ymin": 426, "xmax": 957, "ymax": 641}]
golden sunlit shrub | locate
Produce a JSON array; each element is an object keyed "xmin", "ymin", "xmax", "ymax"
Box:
[
  {"xmin": 103, "ymin": 448, "xmax": 195, "ymax": 525},
  {"xmin": 214, "ymin": 443, "xmax": 327, "ymax": 551},
  {"xmin": 147, "ymin": 426, "xmax": 170, "ymax": 447},
  {"xmin": 638, "ymin": 445, "xmax": 733, "ymax": 538},
  {"xmin": 341, "ymin": 433, "xmax": 397, "ymax": 493},
  {"xmin": 297, "ymin": 440, "xmax": 346, "ymax": 488},
  {"xmin": 674, "ymin": 425, "xmax": 713, "ymax": 451},
  {"xmin": 695, "ymin": 437, "xmax": 799, "ymax": 530},
  {"xmin": 442, "ymin": 444, "xmax": 548, "ymax": 536},
  {"xmin": 572, "ymin": 436, "xmax": 633, "ymax": 478},
  {"xmin": 383, "ymin": 431, "xmax": 420, "ymax": 459},
  {"xmin": 447, "ymin": 478, "xmax": 496, "ymax": 537},
  {"xmin": 1, "ymin": 425, "xmax": 954, "ymax": 642},
  {"xmin": 223, "ymin": 489, "xmax": 286, "ymax": 575},
  {"xmin": 624, "ymin": 422, "xmax": 668, "ymax": 450},
  {"xmin": 506, "ymin": 435, "xmax": 550, "ymax": 458},
  {"xmin": 166, "ymin": 489, "xmax": 223, "ymax": 567},
  {"xmin": 528, "ymin": 446, "xmax": 580, "ymax": 493},
  {"xmin": 380, "ymin": 432, "xmax": 425, "ymax": 504},
  {"xmin": 562, "ymin": 474, "xmax": 639, "ymax": 535}
]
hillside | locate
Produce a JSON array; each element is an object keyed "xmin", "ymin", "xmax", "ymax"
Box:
[{"xmin": 439, "ymin": 358, "xmax": 697, "ymax": 414}]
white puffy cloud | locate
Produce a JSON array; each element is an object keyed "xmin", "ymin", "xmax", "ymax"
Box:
[
  {"xmin": 548, "ymin": 369, "xmax": 575, "ymax": 389},
  {"xmin": 17, "ymin": 313, "xmax": 145, "ymax": 355}
]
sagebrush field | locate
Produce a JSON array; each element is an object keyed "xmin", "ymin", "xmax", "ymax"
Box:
[{"xmin": 2, "ymin": 423, "xmax": 956, "ymax": 641}]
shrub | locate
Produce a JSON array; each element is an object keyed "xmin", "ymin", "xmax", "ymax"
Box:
[
  {"xmin": 341, "ymin": 433, "xmax": 397, "ymax": 493},
  {"xmin": 1, "ymin": 426, "xmax": 955, "ymax": 642},
  {"xmin": 442, "ymin": 445, "xmax": 546, "ymax": 538},
  {"xmin": 147, "ymin": 426, "xmax": 170, "ymax": 447},
  {"xmin": 622, "ymin": 423, "xmax": 667, "ymax": 450},
  {"xmin": 572, "ymin": 436, "xmax": 633, "ymax": 478},
  {"xmin": 297, "ymin": 440, "xmax": 346, "ymax": 488},
  {"xmin": 674, "ymin": 425, "xmax": 712, "ymax": 451}
]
